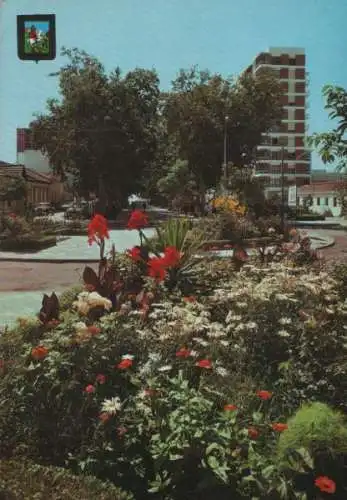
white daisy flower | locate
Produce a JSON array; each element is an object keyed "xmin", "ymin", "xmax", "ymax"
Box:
[
  {"xmin": 279, "ymin": 317, "xmax": 292, "ymax": 325},
  {"xmin": 158, "ymin": 365, "xmax": 172, "ymax": 372},
  {"xmin": 278, "ymin": 329, "xmax": 290, "ymax": 338},
  {"xmin": 100, "ymin": 397, "xmax": 122, "ymax": 415}
]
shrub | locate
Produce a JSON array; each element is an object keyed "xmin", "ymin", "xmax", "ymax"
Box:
[
  {"xmin": 0, "ymin": 459, "xmax": 133, "ymax": 500},
  {"xmin": 59, "ymin": 285, "xmax": 84, "ymax": 311},
  {"xmin": 0, "ymin": 235, "xmax": 57, "ymax": 251},
  {"xmin": 277, "ymin": 403, "xmax": 347, "ymax": 460}
]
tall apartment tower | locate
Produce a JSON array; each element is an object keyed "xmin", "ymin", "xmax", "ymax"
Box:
[{"xmin": 244, "ymin": 47, "xmax": 311, "ymax": 198}]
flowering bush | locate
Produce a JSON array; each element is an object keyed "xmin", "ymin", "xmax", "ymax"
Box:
[
  {"xmin": 211, "ymin": 196, "xmax": 246, "ymax": 216},
  {"xmin": 0, "ymin": 211, "xmax": 346, "ymax": 498}
]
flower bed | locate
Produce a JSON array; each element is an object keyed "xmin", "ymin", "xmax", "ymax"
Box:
[
  {"xmin": 0, "ymin": 210, "xmax": 346, "ymax": 499},
  {"xmin": 0, "ymin": 235, "xmax": 57, "ymax": 251}
]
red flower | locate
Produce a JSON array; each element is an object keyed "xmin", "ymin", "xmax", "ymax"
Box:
[
  {"xmin": 183, "ymin": 296, "xmax": 196, "ymax": 303},
  {"xmin": 88, "ymin": 214, "xmax": 109, "ymax": 245},
  {"xmin": 85, "ymin": 283, "xmax": 97, "ymax": 292},
  {"xmin": 196, "ymin": 359, "xmax": 212, "ymax": 369},
  {"xmin": 31, "ymin": 345, "xmax": 48, "ymax": 360},
  {"xmin": 127, "ymin": 210, "xmax": 149, "ymax": 230},
  {"xmin": 256, "ymin": 390, "xmax": 272, "ymax": 400},
  {"xmin": 315, "ymin": 476, "xmax": 336, "ymax": 494},
  {"xmin": 8, "ymin": 213, "xmax": 16, "ymax": 219},
  {"xmin": 126, "ymin": 246, "xmax": 142, "ymax": 261},
  {"xmin": 176, "ymin": 348, "xmax": 192, "ymax": 358},
  {"xmin": 234, "ymin": 246, "xmax": 248, "ymax": 262},
  {"xmin": 162, "ymin": 246, "xmax": 181, "ymax": 267},
  {"xmin": 88, "ymin": 325, "xmax": 101, "ymax": 335},
  {"xmin": 117, "ymin": 358, "xmax": 133, "ymax": 370},
  {"xmin": 85, "ymin": 384, "xmax": 95, "ymax": 394},
  {"xmin": 271, "ymin": 423, "xmax": 288, "ymax": 432},
  {"xmin": 148, "ymin": 256, "xmax": 167, "ymax": 281},
  {"xmin": 96, "ymin": 374, "xmax": 106, "ymax": 384},
  {"xmin": 248, "ymin": 427, "xmax": 259, "ymax": 439},
  {"xmin": 224, "ymin": 404, "xmax": 238, "ymax": 411},
  {"xmin": 99, "ymin": 412, "xmax": 111, "ymax": 423}
]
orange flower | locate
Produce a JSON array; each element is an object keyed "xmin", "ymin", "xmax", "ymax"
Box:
[
  {"xmin": 271, "ymin": 423, "xmax": 288, "ymax": 432},
  {"xmin": 224, "ymin": 404, "xmax": 238, "ymax": 411},
  {"xmin": 31, "ymin": 345, "xmax": 48, "ymax": 360},
  {"xmin": 248, "ymin": 427, "xmax": 259, "ymax": 439},
  {"xmin": 99, "ymin": 412, "xmax": 111, "ymax": 423},
  {"xmin": 96, "ymin": 374, "xmax": 106, "ymax": 384},
  {"xmin": 88, "ymin": 325, "xmax": 101, "ymax": 335},
  {"xmin": 196, "ymin": 359, "xmax": 212, "ymax": 369},
  {"xmin": 256, "ymin": 390, "xmax": 272, "ymax": 400},
  {"xmin": 88, "ymin": 214, "xmax": 109, "ymax": 245},
  {"xmin": 176, "ymin": 348, "xmax": 192, "ymax": 358},
  {"xmin": 84, "ymin": 384, "xmax": 95, "ymax": 393},
  {"xmin": 117, "ymin": 358, "xmax": 133, "ymax": 370},
  {"xmin": 315, "ymin": 476, "xmax": 336, "ymax": 494},
  {"xmin": 127, "ymin": 210, "xmax": 149, "ymax": 230}
]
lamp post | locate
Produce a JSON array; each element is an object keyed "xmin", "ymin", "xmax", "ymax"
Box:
[
  {"xmin": 280, "ymin": 146, "xmax": 285, "ymax": 233},
  {"xmin": 222, "ymin": 115, "xmax": 229, "ymax": 193}
]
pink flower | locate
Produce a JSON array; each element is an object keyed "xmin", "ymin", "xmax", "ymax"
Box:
[
  {"xmin": 85, "ymin": 384, "xmax": 95, "ymax": 394},
  {"xmin": 96, "ymin": 374, "xmax": 106, "ymax": 384}
]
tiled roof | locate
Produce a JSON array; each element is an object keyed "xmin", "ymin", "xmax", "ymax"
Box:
[
  {"xmin": 0, "ymin": 163, "xmax": 55, "ymax": 184},
  {"xmin": 298, "ymin": 181, "xmax": 346, "ymax": 194}
]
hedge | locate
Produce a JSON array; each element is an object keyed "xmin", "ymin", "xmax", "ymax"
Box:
[
  {"xmin": 0, "ymin": 236, "xmax": 57, "ymax": 251},
  {"xmin": 0, "ymin": 459, "xmax": 133, "ymax": 500}
]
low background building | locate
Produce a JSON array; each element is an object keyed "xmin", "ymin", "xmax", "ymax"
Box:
[
  {"xmin": 298, "ymin": 181, "xmax": 346, "ymax": 217},
  {"xmin": 0, "ymin": 163, "xmax": 66, "ymax": 213}
]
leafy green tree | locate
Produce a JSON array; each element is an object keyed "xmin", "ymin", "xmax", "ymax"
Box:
[
  {"xmin": 157, "ymin": 159, "xmax": 198, "ymax": 208},
  {"xmin": 308, "ymin": 85, "xmax": 347, "ymax": 173},
  {"xmin": 30, "ymin": 47, "xmax": 161, "ymax": 216},
  {"xmin": 164, "ymin": 66, "xmax": 283, "ymax": 208}
]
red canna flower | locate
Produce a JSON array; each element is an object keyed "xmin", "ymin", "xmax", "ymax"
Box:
[
  {"xmin": 256, "ymin": 390, "xmax": 273, "ymax": 400},
  {"xmin": 88, "ymin": 214, "xmax": 109, "ymax": 246},
  {"xmin": 196, "ymin": 359, "xmax": 212, "ymax": 369},
  {"xmin": 224, "ymin": 404, "xmax": 238, "ymax": 411},
  {"xmin": 148, "ymin": 256, "xmax": 167, "ymax": 281},
  {"xmin": 248, "ymin": 427, "xmax": 259, "ymax": 439},
  {"xmin": 162, "ymin": 246, "xmax": 181, "ymax": 267},
  {"xmin": 127, "ymin": 210, "xmax": 149, "ymax": 230},
  {"xmin": 96, "ymin": 374, "xmax": 106, "ymax": 384},
  {"xmin": 117, "ymin": 358, "xmax": 133, "ymax": 370},
  {"xmin": 85, "ymin": 384, "xmax": 95, "ymax": 394},
  {"xmin": 126, "ymin": 246, "xmax": 142, "ymax": 261},
  {"xmin": 88, "ymin": 325, "xmax": 101, "ymax": 335},
  {"xmin": 314, "ymin": 476, "xmax": 336, "ymax": 494},
  {"xmin": 176, "ymin": 347, "xmax": 192, "ymax": 358},
  {"xmin": 31, "ymin": 345, "xmax": 48, "ymax": 360},
  {"xmin": 99, "ymin": 412, "xmax": 111, "ymax": 423},
  {"xmin": 271, "ymin": 423, "xmax": 288, "ymax": 432},
  {"xmin": 183, "ymin": 296, "xmax": 196, "ymax": 303}
]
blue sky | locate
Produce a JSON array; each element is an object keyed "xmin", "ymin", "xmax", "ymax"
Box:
[
  {"xmin": 1, "ymin": 0, "xmax": 346, "ymax": 170},
  {"xmin": 24, "ymin": 21, "xmax": 49, "ymax": 32}
]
